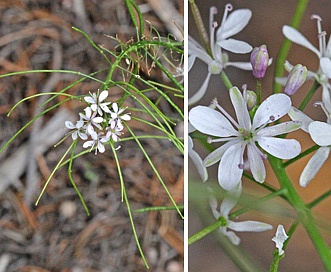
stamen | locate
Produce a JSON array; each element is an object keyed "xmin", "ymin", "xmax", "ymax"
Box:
[
  {"xmin": 209, "ymin": 7, "xmax": 218, "ymax": 58},
  {"xmin": 207, "ymin": 137, "xmax": 213, "ymax": 144},
  {"xmin": 269, "ymin": 115, "xmax": 275, "ymax": 122},
  {"xmin": 311, "ymin": 14, "xmax": 324, "ymax": 56},
  {"xmin": 220, "ymin": 4, "xmax": 233, "ymax": 34},
  {"xmin": 238, "ymin": 163, "xmax": 245, "ymax": 169},
  {"xmin": 211, "ymin": 99, "xmax": 240, "ymax": 129}
]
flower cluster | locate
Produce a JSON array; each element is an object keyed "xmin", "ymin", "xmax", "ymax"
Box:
[
  {"xmin": 188, "ymin": 4, "xmax": 253, "ymax": 105},
  {"xmin": 65, "ymin": 90, "xmax": 131, "ymax": 154},
  {"xmin": 189, "ymin": 86, "xmax": 301, "ymax": 191}
]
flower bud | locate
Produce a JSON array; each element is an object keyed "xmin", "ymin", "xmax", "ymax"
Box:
[
  {"xmin": 250, "ymin": 45, "xmax": 269, "ymax": 79},
  {"xmin": 243, "ymin": 89, "xmax": 257, "ymax": 110},
  {"xmin": 284, "ymin": 64, "xmax": 307, "ymax": 95}
]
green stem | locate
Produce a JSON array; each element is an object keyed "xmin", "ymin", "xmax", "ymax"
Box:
[
  {"xmin": 298, "ymin": 80, "xmax": 320, "ymax": 111},
  {"xmin": 268, "ymin": 155, "xmax": 331, "ymax": 270},
  {"xmin": 273, "ymin": 0, "xmax": 309, "ymax": 93},
  {"xmin": 220, "ymin": 71, "xmax": 233, "ymax": 90},
  {"xmin": 256, "ymin": 79, "xmax": 262, "ymax": 105}
]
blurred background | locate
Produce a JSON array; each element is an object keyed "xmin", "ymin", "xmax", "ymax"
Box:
[
  {"xmin": 0, "ymin": 0, "xmax": 183, "ymax": 271},
  {"xmin": 189, "ymin": 1, "xmax": 331, "ymax": 271}
]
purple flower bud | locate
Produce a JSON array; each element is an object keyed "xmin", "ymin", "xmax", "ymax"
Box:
[
  {"xmin": 250, "ymin": 45, "xmax": 269, "ymax": 79},
  {"xmin": 284, "ymin": 64, "xmax": 307, "ymax": 95}
]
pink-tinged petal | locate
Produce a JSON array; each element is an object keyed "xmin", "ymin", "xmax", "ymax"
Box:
[
  {"xmin": 188, "ymin": 73, "xmax": 211, "ymax": 105},
  {"xmin": 188, "ymin": 137, "xmax": 208, "ymax": 182},
  {"xmin": 220, "ymin": 182, "xmax": 242, "ymax": 217},
  {"xmin": 299, "ymin": 146, "xmax": 330, "ymax": 187},
  {"xmin": 257, "ymin": 121, "xmax": 301, "ymax": 137},
  {"xmin": 282, "ymin": 26, "xmax": 320, "ymax": 57},
  {"xmin": 308, "ymin": 121, "xmax": 331, "ymax": 146},
  {"xmin": 204, "ymin": 140, "xmax": 240, "ymax": 167},
  {"xmin": 288, "ymin": 106, "xmax": 313, "ymax": 133},
  {"xmin": 217, "ymin": 39, "xmax": 252, "ymax": 54},
  {"xmin": 247, "ymin": 144, "xmax": 265, "ymax": 183},
  {"xmin": 189, "ymin": 106, "xmax": 238, "ymax": 137},
  {"xmin": 218, "ymin": 142, "xmax": 245, "ymax": 191},
  {"xmin": 98, "ymin": 90, "xmax": 108, "ymax": 102},
  {"xmin": 229, "ymin": 220, "xmax": 273, "ymax": 232},
  {"xmin": 230, "ymin": 87, "xmax": 251, "ymax": 129},
  {"xmin": 217, "ymin": 9, "xmax": 252, "ymax": 40},
  {"xmin": 257, "ymin": 136, "xmax": 301, "ymax": 159},
  {"xmin": 252, "ymin": 94, "xmax": 291, "ymax": 129}
]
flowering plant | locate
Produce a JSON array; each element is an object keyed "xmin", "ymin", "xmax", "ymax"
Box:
[
  {"xmin": 189, "ymin": 1, "xmax": 331, "ymax": 271},
  {"xmin": 0, "ymin": 1, "xmax": 183, "ymax": 269}
]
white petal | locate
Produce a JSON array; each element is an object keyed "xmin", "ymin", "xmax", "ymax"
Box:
[
  {"xmin": 272, "ymin": 224, "xmax": 288, "ymax": 256},
  {"xmin": 121, "ymin": 114, "xmax": 131, "ymax": 121},
  {"xmin": 98, "ymin": 90, "xmax": 108, "ymax": 102},
  {"xmin": 208, "ymin": 188, "xmax": 221, "ymax": 219},
  {"xmin": 204, "ymin": 140, "xmax": 240, "ymax": 167},
  {"xmin": 218, "ymin": 142, "xmax": 245, "ymax": 191},
  {"xmin": 320, "ymin": 58, "xmax": 331, "ymax": 78},
  {"xmin": 257, "ymin": 121, "xmax": 301, "ymax": 137},
  {"xmin": 229, "ymin": 220, "xmax": 273, "ymax": 232},
  {"xmin": 188, "ymin": 137, "xmax": 208, "ymax": 182},
  {"xmin": 65, "ymin": 121, "xmax": 75, "ymax": 129},
  {"xmin": 83, "ymin": 140, "xmax": 94, "ymax": 148},
  {"xmin": 257, "ymin": 136, "xmax": 301, "ymax": 159},
  {"xmin": 97, "ymin": 142, "xmax": 105, "ymax": 153},
  {"xmin": 230, "ymin": 86, "xmax": 251, "ymax": 129},
  {"xmin": 226, "ymin": 61, "xmax": 252, "ymax": 70},
  {"xmin": 218, "ymin": 39, "xmax": 252, "ymax": 54},
  {"xmin": 308, "ymin": 121, "xmax": 331, "ymax": 146},
  {"xmin": 112, "ymin": 102, "xmax": 119, "ymax": 113},
  {"xmin": 92, "ymin": 117, "xmax": 104, "ymax": 123},
  {"xmin": 223, "ymin": 230, "xmax": 241, "ymax": 245},
  {"xmin": 247, "ymin": 144, "xmax": 265, "ymax": 183},
  {"xmin": 217, "ymin": 9, "xmax": 252, "ymax": 40},
  {"xmin": 84, "ymin": 96, "xmax": 95, "ymax": 104},
  {"xmin": 253, "ymin": 94, "xmax": 291, "ymax": 129},
  {"xmin": 282, "ymin": 26, "xmax": 320, "ymax": 57},
  {"xmin": 188, "ymin": 73, "xmax": 211, "ymax": 105},
  {"xmin": 188, "ymin": 55, "xmax": 196, "ymax": 72},
  {"xmin": 299, "ymin": 147, "xmax": 330, "ymax": 187},
  {"xmin": 220, "ymin": 182, "xmax": 242, "ymax": 217},
  {"xmin": 189, "ymin": 106, "xmax": 238, "ymax": 137},
  {"xmin": 288, "ymin": 106, "xmax": 313, "ymax": 133}
]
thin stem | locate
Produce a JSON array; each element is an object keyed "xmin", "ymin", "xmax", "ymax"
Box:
[
  {"xmin": 256, "ymin": 79, "xmax": 262, "ymax": 105},
  {"xmin": 273, "ymin": 0, "xmax": 309, "ymax": 93},
  {"xmin": 308, "ymin": 189, "xmax": 331, "ymax": 209},
  {"xmin": 298, "ymin": 80, "xmax": 320, "ymax": 111},
  {"xmin": 220, "ymin": 71, "xmax": 233, "ymax": 90}
]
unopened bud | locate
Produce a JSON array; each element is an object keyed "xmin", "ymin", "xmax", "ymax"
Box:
[
  {"xmin": 284, "ymin": 64, "xmax": 307, "ymax": 95},
  {"xmin": 244, "ymin": 89, "xmax": 257, "ymax": 110},
  {"xmin": 250, "ymin": 45, "xmax": 269, "ymax": 79}
]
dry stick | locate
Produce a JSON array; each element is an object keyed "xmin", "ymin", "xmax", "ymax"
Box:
[{"xmin": 25, "ymin": 41, "xmax": 63, "ymax": 205}]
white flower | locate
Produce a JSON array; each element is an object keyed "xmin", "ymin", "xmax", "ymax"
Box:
[
  {"xmin": 189, "ymin": 87, "xmax": 301, "ymax": 191},
  {"xmin": 188, "ymin": 4, "xmax": 252, "ymax": 105},
  {"xmin": 83, "ymin": 132, "xmax": 109, "ymax": 154},
  {"xmin": 79, "ymin": 107, "xmax": 104, "ymax": 136},
  {"xmin": 65, "ymin": 119, "xmax": 88, "ymax": 140},
  {"xmin": 105, "ymin": 124, "xmax": 123, "ymax": 142},
  {"xmin": 209, "ymin": 183, "xmax": 272, "ymax": 245},
  {"xmin": 84, "ymin": 90, "xmax": 111, "ymax": 116},
  {"xmin": 272, "ymin": 224, "xmax": 288, "ymax": 256},
  {"xmin": 109, "ymin": 102, "xmax": 131, "ymax": 130},
  {"xmin": 291, "ymin": 103, "xmax": 331, "ymax": 187},
  {"xmin": 282, "ymin": 15, "xmax": 331, "ymax": 111}
]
